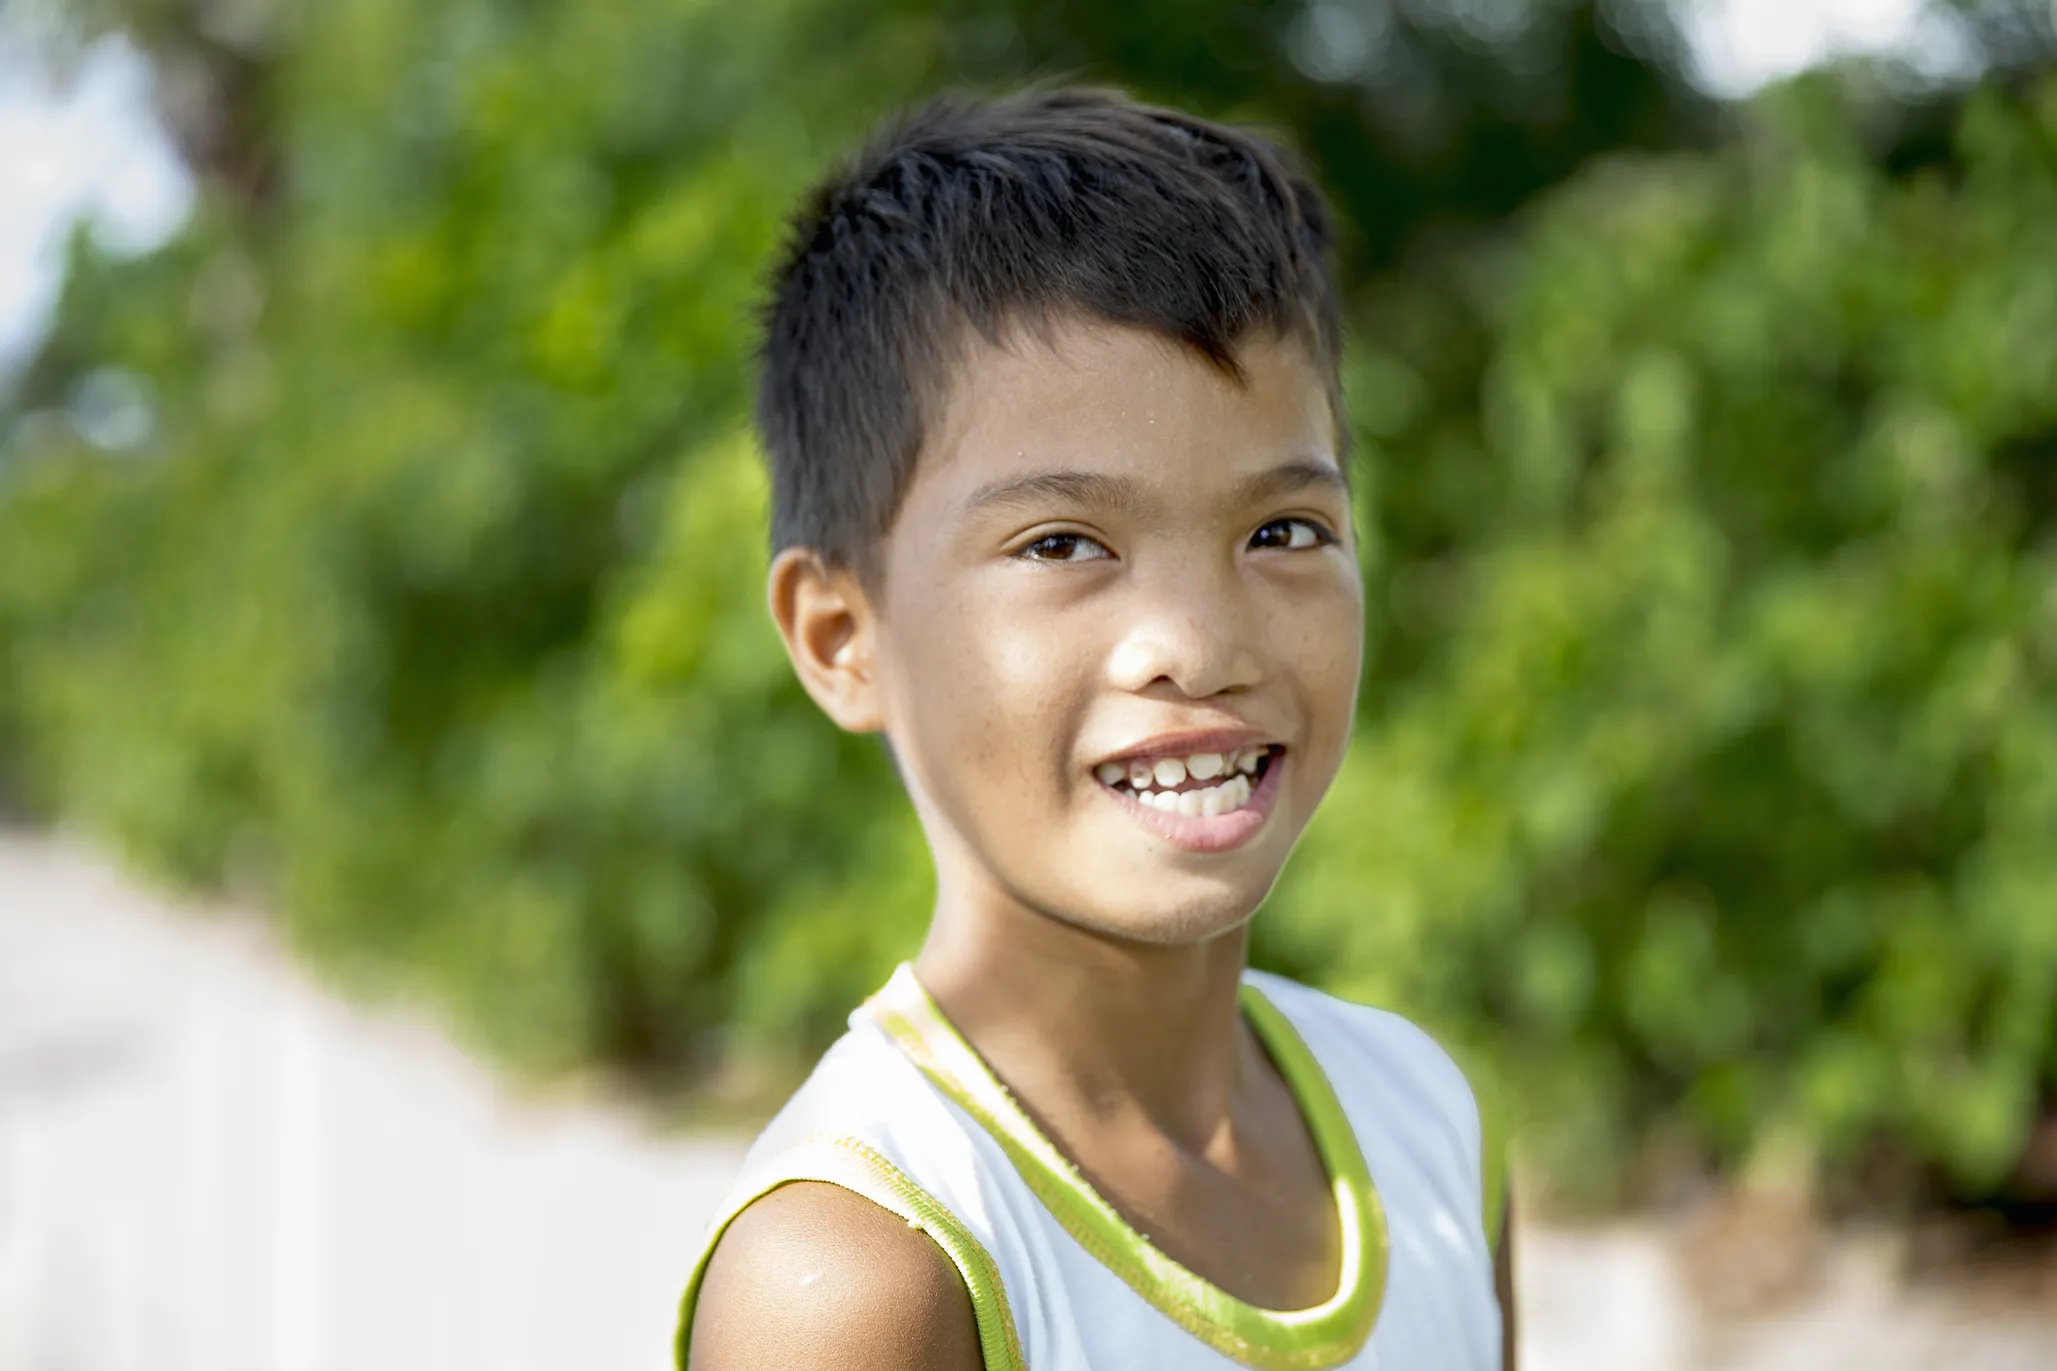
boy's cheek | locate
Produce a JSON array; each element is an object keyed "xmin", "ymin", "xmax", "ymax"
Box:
[{"xmin": 879, "ymin": 610, "xmax": 1098, "ymax": 780}]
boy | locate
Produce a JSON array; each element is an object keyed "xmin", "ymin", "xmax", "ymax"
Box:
[{"xmin": 678, "ymin": 88, "xmax": 1514, "ymax": 1370}]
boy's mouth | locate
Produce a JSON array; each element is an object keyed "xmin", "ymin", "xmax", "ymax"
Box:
[
  {"xmin": 1093, "ymin": 745, "xmax": 1277, "ymax": 816},
  {"xmin": 1090, "ymin": 744, "xmax": 1285, "ymax": 854},
  {"xmin": 1086, "ymin": 744, "xmax": 1275, "ymax": 850}
]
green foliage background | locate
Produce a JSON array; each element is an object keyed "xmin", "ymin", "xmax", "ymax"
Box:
[{"xmin": 4, "ymin": 0, "xmax": 2054, "ymax": 1207}]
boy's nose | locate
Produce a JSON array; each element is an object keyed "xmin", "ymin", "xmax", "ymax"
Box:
[{"xmin": 1106, "ymin": 568, "xmax": 1263, "ymax": 701}]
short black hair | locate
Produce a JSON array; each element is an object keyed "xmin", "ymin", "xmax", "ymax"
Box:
[{"xmin": 757, "ymin": 86, "xmax": 1344, "ymax": 579}]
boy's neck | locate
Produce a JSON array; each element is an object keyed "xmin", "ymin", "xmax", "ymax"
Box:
[{"xmin": 913, "ymin": 895, "xmax": 1255, "ymax": 1152}]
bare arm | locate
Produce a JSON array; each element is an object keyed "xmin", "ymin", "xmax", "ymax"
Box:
[
  {"xmin": 1495, "ymin": 1191, "xmax": 1519, "ymax": 1371},
  {"xmin": 685, "ymin": 1181, "xmax": 984, "ymax": 1371}
]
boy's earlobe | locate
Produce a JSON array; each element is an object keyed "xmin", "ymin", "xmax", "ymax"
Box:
[{"xmin": 767, "ymin": 547, "xmax": 886, "ymax": 734}]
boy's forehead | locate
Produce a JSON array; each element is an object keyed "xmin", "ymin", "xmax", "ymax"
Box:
[{"xmin": 913, "ymin": 317, "xmax": 1341, "ymax": 498}]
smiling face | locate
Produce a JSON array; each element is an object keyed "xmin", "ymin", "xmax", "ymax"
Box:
[{"xmin": 773, "ymin": 318, "xmax": 1363, "ymax": 946}]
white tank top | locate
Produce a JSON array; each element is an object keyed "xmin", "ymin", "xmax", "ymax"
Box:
[{"xmin": 677, "ymin": 964, "xmax": 1503, "ymax": 1371}]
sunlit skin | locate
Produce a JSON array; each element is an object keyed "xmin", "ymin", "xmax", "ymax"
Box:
[{"xmin": 702, "ymin": 318, "xmax": 1518, "ymax": 1370}]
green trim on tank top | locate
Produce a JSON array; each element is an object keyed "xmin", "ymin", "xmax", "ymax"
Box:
[
  {"xmin": 866, "ymin": 963, "xmax": 1388, "ymax": 1370},
  {"xmin": 673, "ymin": 1133, "xmax": 1026, "ymax": 1371}
]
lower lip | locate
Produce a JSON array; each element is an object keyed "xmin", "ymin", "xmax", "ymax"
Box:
[{"xmin": 1100, "ymin": 754, "xmax": 1285, "ymax": 854}]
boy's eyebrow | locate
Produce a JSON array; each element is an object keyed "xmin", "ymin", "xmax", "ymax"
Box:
[
  {"xmin": 1231, "ymin": 458, "xmax": 1350, "ymax": 506},
  {"xmin": 962, "ymin": 469, "xmax": 1154, "ymax": 518},
  {"xmin": 962, "ymin": 457, "xmax": 1348, "ymax": 520}
]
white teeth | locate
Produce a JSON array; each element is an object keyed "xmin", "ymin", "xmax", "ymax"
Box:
[
  {"xmin": 1110, "ymin": 748, "xmax": 1263, "ymax": 818},
  {"xmin": 1124, "ymin": 775, "xmax": 1257, "ymax": 818},
  {"xmin": 1108, "ymin": 750, "xmax": 1265, "ymax": 791}
]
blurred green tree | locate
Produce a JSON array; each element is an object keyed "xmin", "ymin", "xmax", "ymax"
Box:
[
  {"xmin": 1276, "ymin": 74, "xmax": 2057, "ymax": 1206},
  {"xmin": 4, "ymin": 0, "xmax": 2054, "ymax": 1210},
  {"xmin": 1, "ymin": 0, "xmax": 1706, "ymax": 1082},
  {"xmin": 2, "ymin": 0, "xmax": 951, "ymax": 1077}
]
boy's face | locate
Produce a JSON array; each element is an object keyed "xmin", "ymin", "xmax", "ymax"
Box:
[{"xmin": 780, "ymin": 319, "xmax": 1363, "ymax": 946}]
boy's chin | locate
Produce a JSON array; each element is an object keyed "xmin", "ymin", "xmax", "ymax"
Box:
[
  {"xmin": 1020, "ymin": 833, "xmax": 1297, "ymax": 948},
  {"xmin": 1047, "ymin": 882, "xmax": 1271, "ymax": 949}
]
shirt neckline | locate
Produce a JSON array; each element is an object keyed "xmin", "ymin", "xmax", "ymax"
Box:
[{"xmin": 863, "ymin": 963, "xmax": 1387, "ymax": 1370}]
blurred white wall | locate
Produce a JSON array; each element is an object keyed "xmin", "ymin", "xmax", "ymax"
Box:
[
  {"xmin": 4, "ymin": 833, "xmax": 2054, "ymax": 1371},
  {"xmin": 0, "ymin": 832, "xmax": 745, "ymax": 1371}
]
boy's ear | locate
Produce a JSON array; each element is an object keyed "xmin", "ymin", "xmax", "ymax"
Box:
[{"xmin": 767, "ymin": 546, "xmax": 885, "ymax": 734}]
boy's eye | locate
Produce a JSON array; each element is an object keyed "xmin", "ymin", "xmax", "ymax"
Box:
[
  {"xmin": 1016, "ymin": 532, "xmax": 1112, "ymax": 563},
  {"xmin": 1250, "ymin": 518, "xmax": 1333, "ymax": 551}
]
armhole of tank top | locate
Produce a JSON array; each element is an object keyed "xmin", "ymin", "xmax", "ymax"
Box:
[
  {"xmin": 674, "ymin": 1134, "xmax": 1026, "ymax": 1371},
  {"xmin": 1432, "ymin": 1036, "xmax": 1511, "ymax": 1255}
]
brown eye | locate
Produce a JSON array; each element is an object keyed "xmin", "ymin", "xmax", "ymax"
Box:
[
  {"xmin": 1250, "ymin": 518, "xmax": 1332, "ymax": 551},
  {"xmin": 1017, "ymin": 533, "xmax": 1112, "ymax": 562}
]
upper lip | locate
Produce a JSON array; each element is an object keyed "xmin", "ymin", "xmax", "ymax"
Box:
[{"xmin": 1091, "ymin": 726, "xmax": 1282, "ymax": 770}]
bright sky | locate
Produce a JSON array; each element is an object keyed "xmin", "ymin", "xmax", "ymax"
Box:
[
  {"xmin": 1679, "ymin": 0, "xmax": 1980, "ymax": 96},
  {"xmin": 0, "ymin": 30, "xmax": 190, "ymax": 374},
  {"xmin": 0, "ymin": 1, "xmax": 1976, "ymax": 379}
]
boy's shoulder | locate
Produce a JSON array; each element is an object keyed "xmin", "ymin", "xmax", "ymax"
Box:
[
  {"xmin": 677, "ymin": 998, "xmax": 1018, "ymax": 1371},
  {"xmin": 1244, "ymin": 972, "xmax": 1491, "ymax": 1159},
  {"xmin": 1243, "ymin": 968, "xmax": 1472, "ymax": 1086},
  {"xmin": 1248, "ymin": 970, "xmax": 1506, "ymax": 1239},
  {"xmin": 683, "ymin": 1177, "xmax": 981, "ymax": 1371},
  {"xmin": 726, "ymin": 984, "xmax": 993, "ymax": 1179}
]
